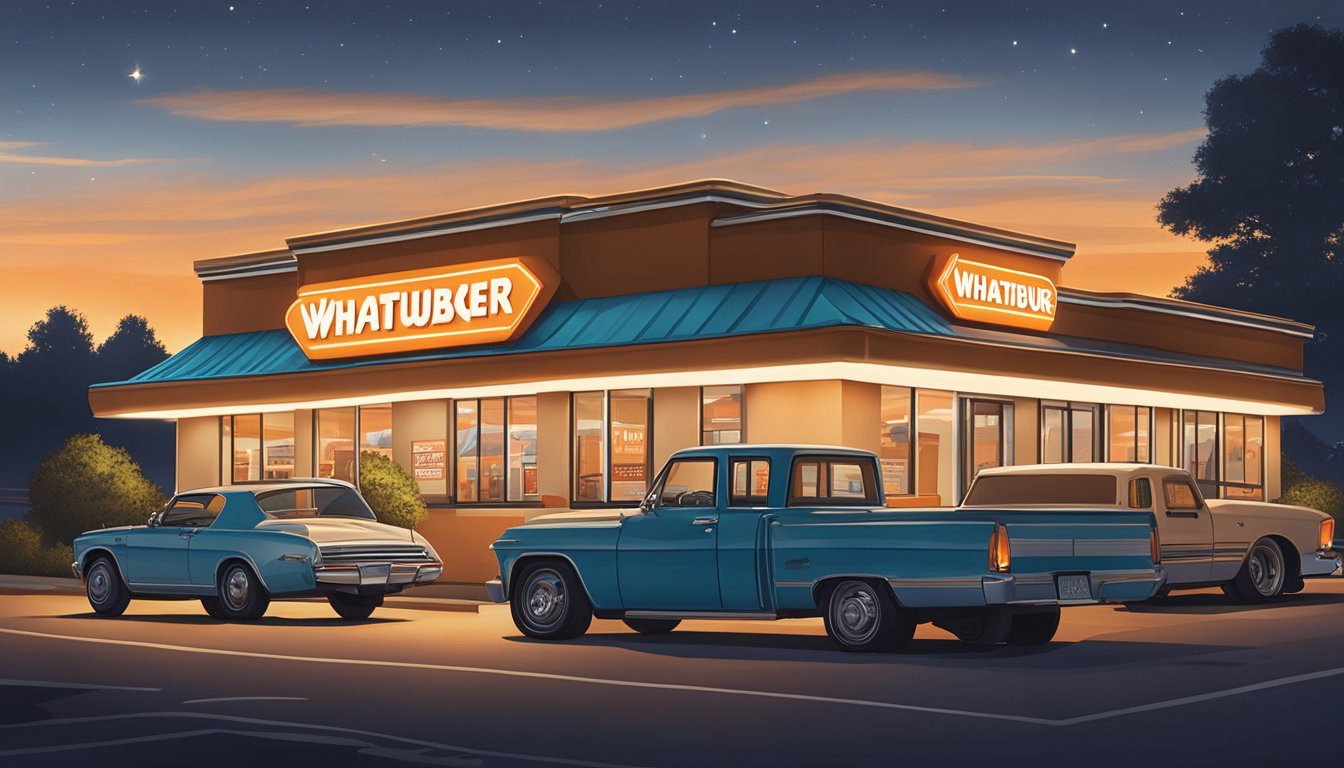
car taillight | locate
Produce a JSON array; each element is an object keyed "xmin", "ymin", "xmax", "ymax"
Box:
[
  {"xmin": 1150, "ymin": 528, "xmax": 1161, "ymax": 564},
  {"xmin": 988, "ymin": 523, "xmax": 1011, "ymax": 573},
  {"xmin": 1321, "ymin": 518, "xmax": 1336, "ymax": 551}
]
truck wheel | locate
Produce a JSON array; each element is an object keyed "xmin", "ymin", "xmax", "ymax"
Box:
[
  {"xmin": 1227, "ymin": 538, "xmax": 1287, "ymax": 603},
  {"xmin": 200, "ymin": 597, "xmax": 226, "ymax": 619},
  {"xmin": 1006, "ymin": 607, "xmax": 1060, "ymax": 646},
  {"xmin": 623, "ymin": 618, "xmax": 680, "ymax": 635},
  {"xmin": 85, "ymin": 557, "xmax": 130, "ymax": 617},
  {"xmin": 328, "ymin": 593, "xmax": 382, "ymax": 620},
  {"xmin": 217, "ymin": 562, "xmax": 270, "ymax": 620},
  {"xmin": 822, "ymin": 579, "xmax": 913, "ymax": 652},
  {"xmin": 511, "ymin": 561, "xmax": 592, "ymax": 640}
]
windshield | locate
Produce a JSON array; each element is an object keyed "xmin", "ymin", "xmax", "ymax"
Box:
[
  {"xmin": 964, "ymin": 474, "xmax": 1118, "ymax": 506},
  {"xmin": 254, "ymin": 487, "xmax": 376, "ymax": 520}
]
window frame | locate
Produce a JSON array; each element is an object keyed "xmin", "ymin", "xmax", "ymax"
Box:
[
  {"xmin": 1039, "ymin": 401, "xmax": 1102, "ymax": 464},
  {"xmin": 571, "ymin": 390, "xmax": 654, "ymax": 507},
  {"xmin": 651, "ymin": 457, "xmax": 719, "ymax": 509},
  {"xmin": 786, "ymin": 455, "xmax": 880, "ymax": 507},
  {"xmin": 454, "ymin": 396, "xmax": 542, "ymax": 507},
  {"xmin": 1162, "ymin": 476, "xmax": 1204, "ymax": 513},
  {"xmin": 1105, "ymin": 404, "xmax": 1153, "ymax": 464},
  {"xmin": 700, "ymin": 385, "xmax": 745, "ymax": 446},
  {"xmin": 158, "ymin": 494, "xmax": 224, "ymax": 528},
  {"xmin": 728, "ymin": 456, "xmax": 772, "ymax": 507}
]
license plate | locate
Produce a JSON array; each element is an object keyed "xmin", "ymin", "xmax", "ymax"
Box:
[
  {"xmin": 359, "ymin": 564, "xmax": 391, "ymax": 585},
  {"xmin": 1056, "ymin": 574, "xmax": 1092, "ymax": 601}
]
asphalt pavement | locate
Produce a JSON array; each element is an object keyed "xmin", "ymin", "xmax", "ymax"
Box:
[{"xmin": 0, "ymin": 578, "xmax": 1342, "ymax": 767}]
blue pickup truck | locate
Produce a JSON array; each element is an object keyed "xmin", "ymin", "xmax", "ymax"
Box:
[{"xmin": 488, "ymin": 445, "xmax": 1165, "ymax": 652}]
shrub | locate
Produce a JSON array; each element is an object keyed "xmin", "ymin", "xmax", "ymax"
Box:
[
  {"xmin": 1278, "ymin": 455, "xmax": 1344, "ymax": 523},
  {"xmin": 358, "ymin": 450, "xmax": 427, "ymax": 529},
  {"xmin": 0, "ymin": 518, "xmax": 74, "ymax": 578},
  {"xmin": 28, "ymin": 434, "xmax": 166, "ymax": 544}
]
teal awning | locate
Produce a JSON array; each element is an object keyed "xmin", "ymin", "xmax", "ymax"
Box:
[{"xmin": 96, "ymin": 277, "xmax": 954, "ymax": 387}]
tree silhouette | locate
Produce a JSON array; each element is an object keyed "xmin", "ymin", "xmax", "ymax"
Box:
[
  {"xmin": 1158, "ymin": 23, "xmax": 1344, "ymax": 447},
  {"xmin": 96, "ymin": 315, "xmax": 168, "ymax": 383}
]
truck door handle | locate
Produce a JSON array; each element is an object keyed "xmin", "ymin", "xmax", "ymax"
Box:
[
  {"xmin": 179, "ymin": 529, "xmax": 199, "ymax": 539},
  {"xmin": 692, "ymin": 517, "xmax": 719, "ymax": 526}
]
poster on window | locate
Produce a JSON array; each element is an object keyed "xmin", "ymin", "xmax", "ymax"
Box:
[
  {"xmin": 880, "ymin": 458, "xmax": 907, "ymax": 495},
  {"xmin": 611, "ymin": 425, "xmax": 647, "ymax": 500},
  {"xmin": 411, "ymin": 439, "xmax": 446, "ymax": 480}
]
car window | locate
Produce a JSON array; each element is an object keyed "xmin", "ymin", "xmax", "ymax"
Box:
[
  {"xmin": 1163, "ymin": 478, "xmax": 1202, "ymax": 510},
  {"xmin": 963, "ymin": 475, "xmax": 1118, "ymax": 506},
  {"xmin": 159, "ymin": 494, "xmax": 225, "ymax": 528},
  {"xmin": 789, "ymin": 457, "xmax": 879, "ymax": 506},
  {"xmin": 730, "ymin": 458, "xmax": 770, "ymax": 506},
  {"xmin": 656, "ymin": 459, "xmax": 717, "ymax": 507},
  {"xmin": 829, "ymin": 462, "xmax": 867, "ymax": 498},
  {"xmin": 1129, "ymin": 478, "xmax": 1153, "ymax": 509},
  {"xmin": 256, "ymin": 487, "xmax": 376, "ymax": 520}
]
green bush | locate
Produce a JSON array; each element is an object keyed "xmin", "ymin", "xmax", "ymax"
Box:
[
  {"xmin": 28, "ymin": 434, "xmax": 166, "ymax": 544},
  {"xmin": 1278, "ymin": 455, "xmax": 1344, "ymax": 523},
  {"xmin": 0, "ymin": 518, "xmax": 74, "ymax": 578},
  {"xmin": 358, "ymin": 450, "xmax": 427, "ymax": 529}
]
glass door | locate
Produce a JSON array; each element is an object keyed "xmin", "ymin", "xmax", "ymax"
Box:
[{"xmin": 960, "ymin": 397, "xmax": 1014, "ymax": 499}]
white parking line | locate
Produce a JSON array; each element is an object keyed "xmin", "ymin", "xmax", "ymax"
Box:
[
  {"xmin": 0, "ymin": 678, "xmax": 160, "ymax": 692},
  {"xmin": 182, "ymin": 696, "xmax": 308, "ymax": 704},
  {"xmin": 1, "ymin": 626, "xmax": 1340, "ymax": 727}
]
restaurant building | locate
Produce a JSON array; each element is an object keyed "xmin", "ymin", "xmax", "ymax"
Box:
[{"xmin": 89, "ymin": 180, "xmax": 1325, "ymax": 584}]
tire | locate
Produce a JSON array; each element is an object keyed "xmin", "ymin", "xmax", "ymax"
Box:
[
  {"xmin": 1006, "ymin": 608, "xmax": 1061, "ymax": 646},
  {"xmin": 511, "ymin": 561, "xmax": 593, "ymax": 640},
  {"xmin": 200, "ymin": 597, "xmax": 226, "ymax": 619},
  {"xmin": 821, "ymin": 579, "xmax": 913, "ymax": 653},
  {"xmin": 85, "ymin": 557, "xmax": 130, "ymax": 617},
  {"xmin": 216, "ymin": 562, "xmax": 270, "ymax": 620},
  {"xmin": 1226, "ymin": 538, "xmax": 1287, "ymax": 603},
  {"xmin": 328, "ymin": 593, "xmax": 383, "ymax": 620},
  {"xmin": 623, "ymin": 618, "xmax": 680, "ymax": 635}
]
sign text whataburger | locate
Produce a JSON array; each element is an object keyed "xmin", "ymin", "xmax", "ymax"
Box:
[
  {"xmin": 285, "ymin": 257, "xmax": 555, "ymax": 360},
  {"xmin": 928, "ymin": 253, "xmax": 1057, "ymax": 332}
]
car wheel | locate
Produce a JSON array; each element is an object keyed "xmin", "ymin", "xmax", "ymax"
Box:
[
  {"xmin": 200, "ymin": 597, "xmax": 226, "ymax": 619},
  {"xmin": 622, "ymin": 618, "xmax": 680, "ymax": 635},
  {"xmin": 217, "ymin": 562, "xmax": 270, "ymax": 620},
  {"xmin": 85, "ymin": 557, "xmax": 130, "ymax": 617},
  {"xmin": 1005, "ymin": 607, "xmax": 1060, "ymax": 646},
  {"xmin": 328, "ymin": 593, "xmax": 383, "ymax": 620},
  {"xmin": 511, "ymin": 560, "xmax": 592, "ymax": 640},
  {"xmin": 822, "ymin": 579, "xmax": 913, "ymax": 652},
  {"xmin": 1228, "ymin": 538, "xmax": 1287, "ymax": 603}
]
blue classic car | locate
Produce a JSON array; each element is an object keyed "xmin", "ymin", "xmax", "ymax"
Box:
[
  {"xmin": 72, "ymin": 478, "xmax": 442, "ymax": 621},
  {"xmin": 488, "ymin": 445, "xmax": 1166, "ymax": 652}
]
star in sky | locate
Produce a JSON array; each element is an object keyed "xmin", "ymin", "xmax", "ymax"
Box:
[{"xmin": 129, "ymin": 67, "xmax": 143, "ymax": 82}]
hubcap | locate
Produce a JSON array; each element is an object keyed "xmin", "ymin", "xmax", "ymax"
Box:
[
  {"xmin": 1249, "ymin": 543, "xmax": 1283, "ymax": 596},
  {"xmin": 523, "ymin": 569, "xmax": 566, "ymax": 628},
  {"xmin": 224, "ymin": 568, "xmax": 251, "ymax": 610},
  {"xmin": 87, "ymin": 563, "xmax": 111, "ymax": 605},
  {"xmin": 832, "ymin": 583, "xmax": 880, "ymax": 643}
]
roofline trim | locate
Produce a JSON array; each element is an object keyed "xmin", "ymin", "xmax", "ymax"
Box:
[
  {"xmin": 198, "ymin": 262, "xmax": 299, "ymax": 282},
  {"xmin": 1058, "ymin": 292, "xmax": 1315, "ymax": 339},
  {"xmin": 289, "ymin": 210, "xmax": 565, "ymax": 255}
]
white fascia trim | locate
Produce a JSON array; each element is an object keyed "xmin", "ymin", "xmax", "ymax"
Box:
[
  {"xmin": 289, "ymin": 211, "xmax": 563, "ymax": 256},
  {"xmin": 198, "ymin": 263, "xmax": 298, "ymax": 282},
  {"xmin": 102, "ymin": 360, "xmax": 1318, "ymax": 420},
  {"xmin": 711, "ymin": 208, "xmax": 1074, "ymax": 263},
  {"xmin": 1058, "ymin": 293, "xmax": 1314, "ymax": 339},
  {"xmin": 557, "ymin": 194, "xmax": 778, "ymax": 223}
]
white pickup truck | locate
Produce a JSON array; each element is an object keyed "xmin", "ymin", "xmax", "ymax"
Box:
[{"xmin": 962, "ymin": 463, "xmax": 1339, "ymax": 602}]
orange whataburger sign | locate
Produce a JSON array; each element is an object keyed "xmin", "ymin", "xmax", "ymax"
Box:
[
  {"xmin": 285, "ymin": 256, "xmax": 557, "ymax": 360},
  {"xmin": 928, "ymin": 253, "xmax": 1057, "ymax": 332}
]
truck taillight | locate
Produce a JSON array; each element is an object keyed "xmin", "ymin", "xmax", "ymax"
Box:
[
  {"xmin": 1321, "ymin": 518, "xmax": 1336, "ymax": 551},
  {"xmin": 1150, "ymin": 528, "xmax": 1161, "ymax": 564},
  {"xmin": 988, "ymin": 523, "xmax": 1011, "ymax": 573}
]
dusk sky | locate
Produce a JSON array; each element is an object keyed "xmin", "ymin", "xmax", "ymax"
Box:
[{"xmin": 4, "ymin": 0, "xmax": 1343, "ymax": 354}]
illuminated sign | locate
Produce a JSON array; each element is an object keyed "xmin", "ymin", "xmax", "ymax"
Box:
[
  {"xmin": 928, "ymin": 253, "xmax": 1057, "ymax": 332},
  {"xmin": 285, "ymin": 256, "xmax": 557, "ymax": 360}
]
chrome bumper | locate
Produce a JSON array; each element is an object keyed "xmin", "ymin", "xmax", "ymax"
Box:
[
  {"xmin": 70, "ymin": 561, "xmax": 82, "ymax": 580},
  {"xmin": 890, "ymin": 567, "xmax": 1165, "ymax": 608},
  {"xmin": 314, "ymin": 562, "xmax": 443, "ymax": 587},
  {"xmin": 1303, "ymin": 550, "xmax": 1342, "ymax": 578},
  {"xmin": 485, "ymin": 578, "xmax": 506, "ymax": 603}
]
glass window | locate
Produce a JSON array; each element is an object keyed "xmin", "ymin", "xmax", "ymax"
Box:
[
  {"xmin": 231, "ymin": 414, "xmax": 261, "ymax": 483},
  {"xmin": 964, "ymin": 474, "xmax": 1118, "ymax": 506},
  {"xmin": 789, "ymin": 458, "xmax": 877, "ymax": 506},
  {"xmin": 1182, "ymin": 410, "xmax": 1219, "ymax": 497},
  {"xmin": 701, "ymin": 386, "xmax": 744, "ymax": 444},
  {"xmin": 315, "ymin": 407, "xmax": 356, "ymax": 483},
  {"xmin": 480, "ymin": 398, "xmax": 505, "ymax": 502},
  {"xmin": 879, "ymin": 386, "xmax": 913, "ymax": 497},
  {"xmin": 1223, "ymin": 413, "xmax": 1265, "ymax": 500},
  {"xmin": 359, "ymin": 403, "xmax": 393, "ymax": 460},
  {"xmin": 573, "ymin": 392, "xmax": 605, "ymax": 503},
  {"xmin": 657, "ymin": 459, "xmax": 717, "ymax": 507},
  {"xmin": 455, "ymin": 400, "xmax": 479, "ymax": 503},
  {"xmin": 730, "ymin": 459, "xmax": 770, "ymax": 506},
  {"xmin": 160, "ymin": 494, "xmax": 225, "ymax": 528},
  {"xmin": 1042, "ymin": 406, "xmax": 1066, "ymax": 464},
  {"xmin": 1041, "ymin": 402, "xmax": 1100, "ymax": 464},
  {"xmin": 964, "ymin": 399, "xmax": 1013, "ymax": 493},
  {"xmin": 916, "ymin": 389, "xmax": 955, "ymax": 505},
  {"xmin": 610, "ymin": 389, "xmax": 651, "ymax": 502},
  {"xmin": 1129, "ymin": 478, "xmax": 1153, "ymax": 509},
  {"xmin": 796, "ymin": 461, "xmax": 821, "ymax": 498},
  {"xmin": 829, "ymin": 462, "xmax": 868, "ymax": 498},
  {"xmin": 220, "ymin": 416, "xmax": 232, "ymax": 484},
  {"xmin": 1164, "ymin": 477, "xmax": 1201, "ymax": 510},
  {"xmin": 508, "ymin": 396, "xmax": 539, "ymax": 503},
  {"xmin": 255, "ymin": 487, "xmax": 376, "ymax": 520},
  {"xmin": 262, "ymin": 412, "xmax": 294, "ymax": 480},
  {"xmin": 1071, "ymin": 407, "xmax": 1095, "ymax": 463},
  {"xmin": 1107, "ymin": 406, "xmax": 1152, "ymax": 463}
]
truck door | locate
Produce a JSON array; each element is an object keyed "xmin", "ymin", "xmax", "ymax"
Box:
[
  {"xmin": 618, "ymin": 457, "xmax": 722, "ymax": 610},
  {"xmin": 1157, "ymin": 475, "xmax": 1216, "ymax": 584},
  {"xmin": 717, "ymin": 457, "xmax": 773, "ymax": 610}
]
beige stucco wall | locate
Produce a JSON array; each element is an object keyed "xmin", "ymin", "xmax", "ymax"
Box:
[
  {"xmin": 1013, "ymin": 397, "xmax": 1038, "ymax": 466},
  {"xmin": 653, "ymin": 387, "xmax": 701, "ymax": 468},
  {"xmin": 391, "ymin": 399, "xmax": 449, "ymax": 497},
  {"xmin": 1154, "ymin": 408, "xmax": 1174, "ymax": 466},
  {"xmin": 176, "ymin": 416, "xmax": 220, "ymax": 491},
  {"xmin": 746, "ymin": 380, "xmax": 845, "ymax": 444},
  {"xmin": 839, "ymin": 381, "xmax": 881, "ymax": 455},
  {"xmin": 535, "ymin": 391, "xmax": 570, "ymax": 505},
  {"xmin": 294, "ymin": 409, "xmax": 313, "ymax": 479}
]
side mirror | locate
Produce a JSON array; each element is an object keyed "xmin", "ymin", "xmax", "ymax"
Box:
[
  {"xmin": 146, "ymin": 513, "xmax": 158, "ymax": 528},
  {"xmin": 638, "ymin": 498, "xmax": 657, "ymax": 516}
]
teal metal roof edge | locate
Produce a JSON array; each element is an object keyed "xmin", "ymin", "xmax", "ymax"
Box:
[{"xmin": 92, "ymin": 277, "xmax": 954, "ymax": 388}]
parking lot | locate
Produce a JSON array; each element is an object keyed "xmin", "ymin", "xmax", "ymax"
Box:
[{"xmin": 1, "ymin": 578, "xmax": 1342, "ymax": 767}]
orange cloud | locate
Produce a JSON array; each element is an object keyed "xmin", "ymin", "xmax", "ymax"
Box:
[
  {"xmin": 142, "ymin": 71, "xmax": 980, "ymax": 132},
  {"xmin": 0, "ymin": 129, "xmax": 1210, "ymax": 355},
  {"xmin": 0, "ymin": 140, "xmax": 158, "ymax": 167}
]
